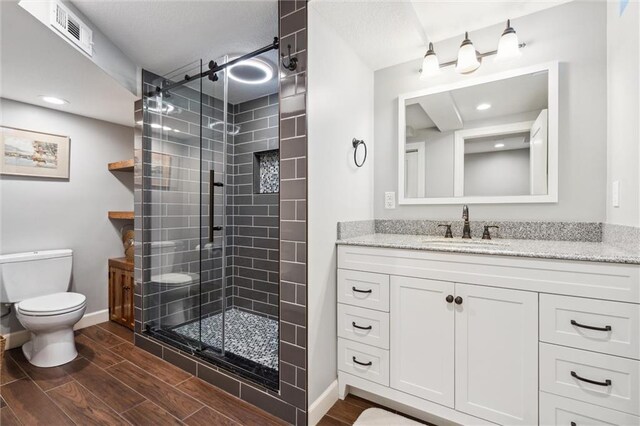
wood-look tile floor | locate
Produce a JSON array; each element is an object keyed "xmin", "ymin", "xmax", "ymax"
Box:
[
  {"xmin": 0, "ymin": 321, "xmax": 287, "ymax": 426},
  {"xmin": 319, "ymin": 395, "xmax": 430, "ymax": 425}
]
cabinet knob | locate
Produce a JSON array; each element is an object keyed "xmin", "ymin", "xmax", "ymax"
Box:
[
  {"xmin": 454, "ymin": 296, "xmax": 463, "ymax": 305},
  {"xmin": 446, "ymin": 295, "xmax": 454, "ymax": 303}
]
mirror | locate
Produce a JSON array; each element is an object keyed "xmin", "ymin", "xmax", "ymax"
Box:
[{"xmin": 399, "ymin": 63, "xmax": 558, "ymax": 204}]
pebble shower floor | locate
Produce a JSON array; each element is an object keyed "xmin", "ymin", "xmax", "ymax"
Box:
[{"xmin": 172, "ymin": 308, "xmax": 279, "ymax": 371}]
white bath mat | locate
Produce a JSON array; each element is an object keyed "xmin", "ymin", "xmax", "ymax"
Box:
[{"xmin": 354, "ymin": 408, "xmax": 423, "ymax": 425}]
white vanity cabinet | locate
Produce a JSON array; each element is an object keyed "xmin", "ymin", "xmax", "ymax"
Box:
[{"xmin": 336, "ymin": 244, "xmax": 640, "ymax": 426}]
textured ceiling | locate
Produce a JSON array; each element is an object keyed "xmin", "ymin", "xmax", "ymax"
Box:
[
  {"xmin": 312, "ymin": 0, "xmax": 573, "ymax": 71},
  {"xmin": 72, "ymin": 0, "xmax": 279, "ymax": 98},
  {"xmin": 0, "ymin": 1, "xmax": 137, "ymax": 126}
]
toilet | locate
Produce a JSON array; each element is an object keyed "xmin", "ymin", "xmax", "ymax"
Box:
[
  {"xmin": 0, "ymin": 249, "xmax": 86, "ymax": 367},
  {"xmin": 148, "ymin": 240, "xmax": 200, "ymax": 326}
]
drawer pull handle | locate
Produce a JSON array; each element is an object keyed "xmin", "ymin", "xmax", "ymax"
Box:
[
  {"xmin": 571, "ymin": 371, "xmax": 612, "ymax": 387},
  {"xmin": 352, "ymin": 322, "xmax": 373, "ymax": 331},
  {"xmin": 352, "ymin": 356, "xmax": 372, "ymax": 367},
  {"xmin": 352, "ymin": 286, "xmax": 372, "ymax": 294},
  {"xmin": 571, "ymin": 320, "xmax": 611, "ymax": 332}
]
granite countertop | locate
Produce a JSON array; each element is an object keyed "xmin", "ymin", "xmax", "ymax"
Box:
[{"xmin": 337, "ymin": 233, "xmax": 640, "ymax": 265}]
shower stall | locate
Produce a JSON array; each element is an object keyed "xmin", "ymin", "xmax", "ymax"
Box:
[{"xmin": 139, "ymin": 43, "xmax": 281, "ymax": 388}]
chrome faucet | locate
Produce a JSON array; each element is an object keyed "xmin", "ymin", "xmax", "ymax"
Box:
[{"xmin": 462, "ymin": 205, "xmax": 471, "ymax": 239}]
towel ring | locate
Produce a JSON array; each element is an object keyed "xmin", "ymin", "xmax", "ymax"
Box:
[{"xmin": 352, "ymin": 138, "xmax": 367, "ymax": 167}]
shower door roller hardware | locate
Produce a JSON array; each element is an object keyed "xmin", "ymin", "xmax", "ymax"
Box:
[
  {"xmin": 213, "ymin": 182, "xmax": 224, "ymax": 187},
  {"xmin": 212, "ymin": 226, "xmax": 223, "ymax": 231}
]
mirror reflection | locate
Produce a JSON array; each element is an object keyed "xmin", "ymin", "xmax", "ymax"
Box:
[{"xmin": 403, "ymin": 69, "xmax": 549, "ymax": 200}]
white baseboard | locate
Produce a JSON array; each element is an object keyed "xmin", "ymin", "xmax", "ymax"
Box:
[
  {"xmin": 309, "ymin": 380, "xmax": 339, "ymax": 426},
  {"xmin": 3, "ymin": 309, "xmax": 109, "ymax": 350}
]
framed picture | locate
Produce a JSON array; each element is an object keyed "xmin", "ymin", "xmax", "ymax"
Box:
[
  {"xmin": 0, "ymin": 126, "xmax": 70, "ymax": 179},
  {"xmin": 150, "ymin": 152, "xmax": 171, "ymax": 189}
]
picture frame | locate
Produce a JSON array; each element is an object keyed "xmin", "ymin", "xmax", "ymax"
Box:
[
  {"xmin": 0, "ymin": 126, "xmax": 70, "ymax": 179},
  {"xmin": 150, "ymin": 152, "xmax": 172, "ymax": 190}
]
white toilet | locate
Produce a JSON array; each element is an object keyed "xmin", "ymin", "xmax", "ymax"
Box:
[{"xmin": 0, "ymin": 249, "xmax": 86, "ymax": 367}]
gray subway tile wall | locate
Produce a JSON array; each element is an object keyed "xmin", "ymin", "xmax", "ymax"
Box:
[{"xmin": 228, "ymin": 94, "xmax": 280, "ymax": 320}]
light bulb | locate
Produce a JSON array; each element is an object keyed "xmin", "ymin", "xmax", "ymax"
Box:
[
  {"xmin": 455, "ymin": 32, "xmax": 480, "ymax": 74},
  {"xmin": 496, "ymin": 20, "xmax": 522, "ymax": 61},
  {"xmin": 420, "ymin": 42, "xmax": 440, "ymax": 80}
]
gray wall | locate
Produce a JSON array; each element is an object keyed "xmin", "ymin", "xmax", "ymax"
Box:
[
  {"xmin": 308, "ymin": 4, "xmax": 375, "ymax": 405},
  {"xmin": 375, "ymin": 1, "xmax": 607, "ymax": 221},
  {"xmin": 228, "ymin": 94, "xmax": 280, "ymax": 320},
  {"xmin": 606, "ymin": 0, "xmax": 640, "ymax": 227},
  {"xmin": 0, "ymin": 98, "xmax": 133, "ymax": 334},
  {"xmin": 464, "ymin": 149, "xmax": 530, "ymax": 196}
]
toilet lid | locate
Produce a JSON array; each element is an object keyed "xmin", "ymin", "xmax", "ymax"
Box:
[
  {"xmin": 17, "ymin": 292, "xmax": 86, "ymax": 316},
  {"xmin": 150, "ymin": 272, "xmax": 199, "ymax": 286}
]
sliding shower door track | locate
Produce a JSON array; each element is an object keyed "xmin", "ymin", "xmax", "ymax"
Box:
[{"xmin": 144, "ymin": 327, "xmax": 279, "ymax": 390}]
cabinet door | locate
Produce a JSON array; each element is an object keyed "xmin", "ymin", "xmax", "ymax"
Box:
[
  {"xmin": 455, "ymin": 283, "xmax": 538, "ymax": 425},
  {"xmin": 390, "ymin": 276, "xmax": 454, "ymax": 407}
]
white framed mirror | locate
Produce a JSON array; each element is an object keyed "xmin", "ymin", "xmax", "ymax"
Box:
[{"xmin": 398, "ymin": 62, "xmax": 558, "ymax": 205}]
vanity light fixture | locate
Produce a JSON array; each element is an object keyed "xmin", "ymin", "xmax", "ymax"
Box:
[
  {"xmin": 420, "ymin": 42, "xmax": 440, "ymax": 80},
  {"xmin": 455, "ymin": 32, "xmax": 481, "ymax": 74},
  {"xmin": 495, "ymin": 19, "xmax": 522, "ymax": 61},
  {"xmin": 418, "ymin": 20, "xmax": 526, "ymax": 80},
  {"xmin": 476, "ymin": 103, "xmax": 492, "ymax": 111},
  {"xmin": 39, "ymin": 95, "xmax": 69, "ymax": 105}
]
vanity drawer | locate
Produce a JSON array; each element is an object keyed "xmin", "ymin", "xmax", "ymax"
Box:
[
  {"xmin": 540, "ymin": 343, "xmax": 640, "ymax": 415},
  {"xmin": 338, "ymin": 304, "xmax": 389, "ymax": 349},
  {"xmin": 338, "ymin": 269, "xmax": 389, "ymax": 312},
  {"xmin": 338, "ymin": 338, "xmax": 389, "ymax": 386},
  {"xmin": 540, "ymin": 294, "xmax": 640, "ymax": 359},
  {"xmin": 540, "ymin": 392, "xmax": 640, "ymax": 426}
]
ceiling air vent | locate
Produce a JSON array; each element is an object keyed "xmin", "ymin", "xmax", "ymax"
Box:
[{"xmin": 49, "ymin": 1, "xmax": 93, "ymax": 56}]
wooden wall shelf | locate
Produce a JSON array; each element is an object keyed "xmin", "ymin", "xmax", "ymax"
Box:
[
  {"xmin": 108, "ymin": 211, "xmax": 134, "ymax": 220},
  {"xmin": 108, "ymin": 159, "xmax": 134, "ymax": 172}
]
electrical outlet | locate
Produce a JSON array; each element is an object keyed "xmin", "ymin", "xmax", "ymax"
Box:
[
  {"xmin": 612, "ymin": 181, "xmax": 620, "ymax": 207},
  {"xmin": 384, "ymin": 192, "xmax": 396, "ymax": 209}
]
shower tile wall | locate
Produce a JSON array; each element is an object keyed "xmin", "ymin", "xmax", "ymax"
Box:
[
  {"xmin": 138, "ymin": 69, "xmax": 227, "ymax": 332},
  {"xmin": 228, "ymin": 94, "xmax": 280, "ymax": 320}
]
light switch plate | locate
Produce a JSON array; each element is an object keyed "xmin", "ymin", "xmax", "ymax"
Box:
[
  {"xmin": 384, "ymin": 192, "xmax": 396, "ymax": 209},
  {"xmin": 612, "ymin": 180, "xmax": 620, "ymax": 207}
]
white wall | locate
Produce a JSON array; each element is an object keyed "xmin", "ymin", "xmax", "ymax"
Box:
[
  {"xmin": 464, "ymin": 149, "xmax": 530, "ymax": 196},
  {"xmin": 308, "ymin": 2, "xmax": 375, "ymax": 409},
  {"xmin": 0, "ymin": 98, "xmax": 134, "ymax": 334},
  {"xmin": 374, "ymin": 1, "xmax": 607, "ymax": 221},
  {"xmin": 606, "ymin": 0, "xmax": 640, "ymax": 227}
]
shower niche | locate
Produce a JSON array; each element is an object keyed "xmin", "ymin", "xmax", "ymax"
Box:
[{"xmin": 139, "ymin": 46, "xmax": 281, "ymax": 389}]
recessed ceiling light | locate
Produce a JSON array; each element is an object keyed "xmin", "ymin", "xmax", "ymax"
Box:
[
  {"xmin": 39, "ymin": 95, "xmax": 69, "ymax": 105},
  {"xmin": 494, "ymin": 143, "xmax": 505, "ymax": 148},
  {"xmin": 476, "ymin": 103, "xmax": 491, "ymax": 111},
  {"xmin": 228, "ymin": 58, "xmax": 273, "ymax": 85}
]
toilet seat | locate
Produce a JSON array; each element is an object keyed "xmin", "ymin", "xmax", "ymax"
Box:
[{"xmin": 16, "ymin": 292, "xmax": 86, "ymax": 316}]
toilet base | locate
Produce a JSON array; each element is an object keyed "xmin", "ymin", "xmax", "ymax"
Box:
[{"xmin": 22, "ymin": 327, "xmax": 78, "ymax": 368}]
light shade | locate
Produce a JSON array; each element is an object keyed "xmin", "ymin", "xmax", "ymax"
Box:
[
  {"xmin": 496, "ymin": 20, "xmax": 522, "ymax": 61},
  {"xmin": 455, "ymin": 32, "xmax": 480, "ymax": 74},
  {"xmin": 420, "ymin": 42, "xmax": 440, "ymax": 80}
]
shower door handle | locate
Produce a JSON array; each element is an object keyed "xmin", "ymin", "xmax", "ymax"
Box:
[
  {"xmin": 209, "ymin": 170, "xmax": 214, "ymax": 243},
  {"xmin": 208, "ymin": 170, "xmax": 225, "ymax": 243}
]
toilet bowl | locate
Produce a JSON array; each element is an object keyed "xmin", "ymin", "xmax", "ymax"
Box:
[
  {"xmin": 0, "ymin": 249, "xmax": 85, "ymax": 367},
  {"xmin": 16, "ymin": 292, "xmax": 86, "ymax": 367}
]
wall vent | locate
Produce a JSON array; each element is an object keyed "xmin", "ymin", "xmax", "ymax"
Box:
[{"xmin": 49, "ymin": 1, "xmax": 93, "ymax": 56}]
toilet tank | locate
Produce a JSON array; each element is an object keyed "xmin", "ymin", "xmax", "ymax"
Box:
[{"xmin": 0, "ymin": 249, "xmax": 73, "ymax": 304}]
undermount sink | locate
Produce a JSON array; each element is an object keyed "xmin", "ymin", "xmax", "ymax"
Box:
[{"xmin": 422, "ymin": 236, "xmax": 509, "ymax": 247}]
